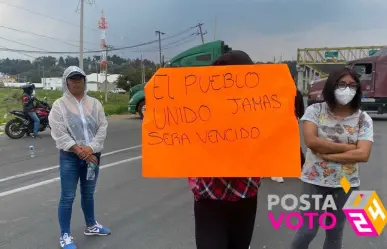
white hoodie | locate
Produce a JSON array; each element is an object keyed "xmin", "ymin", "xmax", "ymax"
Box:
[{"xmin": 48, "ymin": 66, "xmax": 108, "ymax": 153}]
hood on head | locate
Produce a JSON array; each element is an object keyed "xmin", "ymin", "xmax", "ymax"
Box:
[
  {"xmin": 62, "ymin": 66, "xmax": 88, "ymax": 95},
  {"xmin": 212, "ymin": 50, "xmax": 254, "ymax": 66}
]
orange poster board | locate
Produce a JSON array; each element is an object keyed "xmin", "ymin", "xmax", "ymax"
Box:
[{"xmin": 142, "ymin": 64, "xmax": 300, "ymax": 177}]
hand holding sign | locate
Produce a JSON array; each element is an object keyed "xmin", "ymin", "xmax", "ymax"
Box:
[{"xmin": 142, "ymin": 64, "xmax": 300, "ymax": 177}]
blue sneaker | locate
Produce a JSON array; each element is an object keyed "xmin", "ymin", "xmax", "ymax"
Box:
[
  {"xmin": 59, "ymin": 233, "xmax": 76, "ymax": 249},
  {"xmin": 84, "ymin": 222, "xmax": 111, "ymax": 236}
]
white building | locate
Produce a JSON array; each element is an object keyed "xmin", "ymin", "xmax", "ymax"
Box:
[
  {"xmin": 41, "ymin": 77, "xmax": 61, "ymax": 90},
  {"xmin": 2, "ymin": 82, "xmax": 43, "ymax": 88},
  {"xmin": 41, "ymin": 73, "xmax": 120, "ymax": 91},
  {"xmin": 87, "ymin": 73, "xmax": 120, "ymax": 84}
]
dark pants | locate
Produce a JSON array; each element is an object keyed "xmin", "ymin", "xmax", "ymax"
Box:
[
  {"xmin": 28, "ymin": 111, "xmax": 39, "ymax": 135},
  {"xmin": 289, "ymin": 182, "xmax": 357, "ymax": 249},
  {"xmin": 58, "ymin": 151, "xmax": 101, "ymax": 235},
  {"xmin": 194, "ymin": 196, "xmax": 257, "ymax": 249}
]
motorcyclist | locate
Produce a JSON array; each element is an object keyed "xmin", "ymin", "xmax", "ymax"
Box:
[{"xmin": 21, "ymin": 84, "xmax": 40, "ymax": 138}]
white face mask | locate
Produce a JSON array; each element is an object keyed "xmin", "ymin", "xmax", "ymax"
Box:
[{"xmin": 334, "ymin": 88, "xmax": 356, "ymax": 105}]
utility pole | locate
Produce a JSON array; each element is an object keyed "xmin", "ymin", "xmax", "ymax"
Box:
[
  {"xmin": 95, "ymin": 61, "xmax": 99, "ymax": 84},
  {"xmin": 79, "ymin": 0, "xmax": 84, "ymax": 70},
  {"xmin": 155, "ymin": 30, "xmax": 165, "ymax": 67},
  {"xmin": 198, "ymin": 23, "xmax": 204, "ymax": 44},
  {"xmin": 196, "ymin": 30, "xmax": 208, "ymax": 40},
  {"xmin": 42, "ymin": 66, "xmax": 45, "ymax": 88},
  {"xmin": 104, "ymin": 45, "xmax": 112, "ymax": 103},
  {"xmin": 141, "ymin": 54, "xmax": 145, "ymax": 84}
]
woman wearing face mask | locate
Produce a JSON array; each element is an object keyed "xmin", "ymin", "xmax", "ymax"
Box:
[{"xmin": 289, "ymin": 68, "xmax": 374, "ymax": 249}]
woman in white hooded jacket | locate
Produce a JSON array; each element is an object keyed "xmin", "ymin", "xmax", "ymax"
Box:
[{"xmin": 48, "ymin": 66, "xmax": 110, "ymax": 249}]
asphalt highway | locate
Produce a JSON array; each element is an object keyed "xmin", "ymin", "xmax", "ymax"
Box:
[{"xmin": 0, "ymin": 114, "xmax": 386, "ymax": 249}]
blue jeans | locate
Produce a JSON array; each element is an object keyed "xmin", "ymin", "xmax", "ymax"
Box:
[
  {"xmin": 28, "ymin": 112, "xmax": 39, "ymax": 135},
  {"xmin": 58, "ymin": 151, "xmax": 101, "ymax": 235}
]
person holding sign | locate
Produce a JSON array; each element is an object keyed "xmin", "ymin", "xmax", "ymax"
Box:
[
  {"xmin": 289, "ymin": 68, "xmax": 374, "ymax": 249},
  {"xmin": 189, "ymin": 50, "xmax": 260, "ymax": 249},
  {"xmin": 271, "ymin": 87, "xmax": 305, "ymax": 183}
]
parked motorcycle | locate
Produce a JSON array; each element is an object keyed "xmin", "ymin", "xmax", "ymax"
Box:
[{"xmin": 4, "ymin": 98, "xmax": 51, "ymax": 139}]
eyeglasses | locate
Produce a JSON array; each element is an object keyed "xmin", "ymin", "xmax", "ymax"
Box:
[{"xmin": 336, "ymin": 81, "xmax": 358, "ymax": 90}]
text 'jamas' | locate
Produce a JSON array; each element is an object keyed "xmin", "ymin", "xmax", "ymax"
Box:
[{"xmin": 227, "ymin": 94, "xmax": 282, "ymax": 114}]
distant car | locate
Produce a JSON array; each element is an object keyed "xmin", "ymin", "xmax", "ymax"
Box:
[{"xmin": 109, "ymin": 88, "xmax": 126, "ymax": 94}]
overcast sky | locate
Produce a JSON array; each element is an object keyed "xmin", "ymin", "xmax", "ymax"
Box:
[{"xmin": 0, "ymin": 0, "xmax": 387, "ymax": 62}]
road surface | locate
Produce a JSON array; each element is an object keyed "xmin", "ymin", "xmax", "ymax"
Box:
[{"xmin": 0, "ymin": 115, "xmax": 386, "ymax": 249}]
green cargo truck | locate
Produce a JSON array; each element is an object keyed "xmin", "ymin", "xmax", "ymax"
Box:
[{"xmin": 127, "ymin": 40, "xmax": 232, "ymax": 118}]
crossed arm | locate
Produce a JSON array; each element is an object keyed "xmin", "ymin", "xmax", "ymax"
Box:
[{"xmin": 303, "ymin": 121, "xmax": 373, "ymax": 164}]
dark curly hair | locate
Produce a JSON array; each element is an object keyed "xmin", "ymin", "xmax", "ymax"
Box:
[{"xmin": 322, "ymin": 67, "xmax": 362, "ymax": 111}]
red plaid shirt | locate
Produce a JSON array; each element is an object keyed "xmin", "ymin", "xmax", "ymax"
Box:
[{"xmin": 188, "ymin": 177, "xmax": 261, "ymax": 201}]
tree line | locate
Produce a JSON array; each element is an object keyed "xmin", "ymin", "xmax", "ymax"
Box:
[{"xmin": 0, "ymin": 55, "xmax": 158, "ymax": 90}]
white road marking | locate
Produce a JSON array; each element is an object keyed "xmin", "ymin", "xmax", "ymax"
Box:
[
  {"xmin": 0, "ymin": 156, "xmax": 142, "ymax": 198},
  {"xmin": 0, "ymin": 145, "xmax": 141, "ymax": 184},
  {"xmin": 101, "ymin": 145, "xmax": 141, "ymax": 156}
]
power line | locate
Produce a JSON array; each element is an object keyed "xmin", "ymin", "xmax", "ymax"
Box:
[
  {"xmin": 0, "ymin": 35, "xmax": 200, "ymax": 61},
  {"xmin": 0, "ymin": 25, "xmax": 201, "ymax": 55},
  {"xmin": 156, "ymin": 36, "xmax": 198, "ymax": 61},
  {"xmin": 0, "ymin": 0, "xmax": 146, "ymax": 46},
  {"xmin": 0, "ymin": 24, "xmax": 198, "ymax": 56},
  {"xmin": 150, "ymin": 36, "xmax": 199, "ymax": 53},
  {"xmin": 161, "ymin": 32, "xmax": 201, "ymax": 50},
  {"xmin": 134, "ymin": 32, "xmax": 200, "ymax": 53},
  {"xmin": 0, "ymin": 0, "xmax": 99, "ymax": 34},
  {"xmin": 147, "ymin": 23, "xmax": 204, "ymax": 52},
  {"xmin": 161, "ymin": 26, "xmax": 197, "ymax": 40},
  {"xmin": 0, "ymin": 36, "xmax": 50, "ymax": 51},
  {"xmin": 121, "ymin": 25, "xmax": 200, "ymax": 53},
  {"xmin": 164, "ymin": 35, "xmax": 202, "ymax": 50},
  {"xmin": 0, "ymin": 45, "xmax": 37, "ymax": 59},
  {"xmin": 151, "ymin": 33, "xmax": 204, "ymax": 52},
  {"xmin": 0, "ymin": 24, "xmax": 98, "ymax": 50},
  {"xmin": 0, "ymin": 40, "xmax": 154, "ymax": 54}
]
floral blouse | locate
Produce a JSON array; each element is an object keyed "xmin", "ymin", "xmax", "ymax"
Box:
[{"xmin": 300, "ymin": 102, "xmax": 373, "ymax": 188}]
